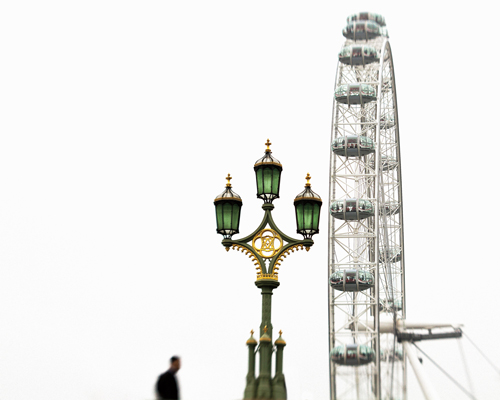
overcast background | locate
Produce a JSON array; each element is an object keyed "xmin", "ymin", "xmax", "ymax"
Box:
[{"xmin": 1, "ymin": 1, "xmax": 499, "ymax": 400}]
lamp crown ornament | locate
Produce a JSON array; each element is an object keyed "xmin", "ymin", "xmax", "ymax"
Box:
[
  {"xmin": 265, "ymin": 138, "xmax": 272, "ymax": 153},
  {"xmin": 226, "ymin": 173, "xmax": 232, "ymax": 187},
  {"xmin": 305, "ymin": 173, "xmax": 311, "ymax": 187}
]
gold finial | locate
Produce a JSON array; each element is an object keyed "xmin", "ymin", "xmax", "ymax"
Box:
[
  {"xmin": 305, "ymin": 173, "xmax": 311, "ymax": 187},
  {"xmin": 250, "ymin": 329, "xmax": 254, "ymax": 335},
  {"xmin": 226, "ymin": 173, "xmax": 232, "ymax": 187},
  {"xmin": 265, "ymin": 139, "xmax": 272, "ymax": 153},
  {"xmin": 279, "ymin": 330, "xmax": 283, "ymax": 336},
  {"xmin": 264, "ymin": 325, "xmax": 268, "ymax": 333}
]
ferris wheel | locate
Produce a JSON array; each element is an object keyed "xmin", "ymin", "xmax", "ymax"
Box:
[{"xmin": 328, "ymin": 12, "xmax": 406, "ymax": 400}]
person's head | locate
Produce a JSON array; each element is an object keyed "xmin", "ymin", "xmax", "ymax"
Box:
[{"xmin": 170, "ymin": 356, "xmax": 181, "ymax": 372}]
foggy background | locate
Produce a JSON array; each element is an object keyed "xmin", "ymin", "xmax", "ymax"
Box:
[{"xmin": 1, "ymin": 1, "xmax": 499, "ymax": 399}]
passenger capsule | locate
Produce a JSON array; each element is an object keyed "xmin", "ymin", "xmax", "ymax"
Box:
[
  {"xmin": 380, "ymin": 247, "xmax": 401, "ymax": 263},
  {"xmin": 343, "ymin": 21, "xmax": 382, "ymax": 41},
  {"xmin": 331, "ymin": 344, "xmax": 375, "ymax": 366},
  {"xmin": 335, "ymin": 84, "xmax": 376, "ymax": 106},
  {"xmin": 347, "ymin": 12, "xmax": 386, "ymax": 27},
  {"xmin": 332, "ymin": 135, "xmax": 375, "ymax": 157},
  {"xmin": 330, "ymin": 269, "xmax": 374, "ymax": 292},
  {"xmin": 338, "ymin": 45, "xmax": 379, "ymax": 66},
  {"xmin": 330, "ymin": 199, "xmax": 374, "ymax": 220}
]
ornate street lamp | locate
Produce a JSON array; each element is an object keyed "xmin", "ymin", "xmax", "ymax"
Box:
[
  {"xmin": 254, "ymin": 139, "xmax": 282, "ymax": 203},
  {"xmin": 294, "ymin": 173, "xmax": 322, "ymax": 239},
  {"xmin": 213, "ymin": 174, "xmax": 242, "ymax": 239},
  {"xmin": 213, "ymin": 140, "xmax": 322, "ymax": 400}
]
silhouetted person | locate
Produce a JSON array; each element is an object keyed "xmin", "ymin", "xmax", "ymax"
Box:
[{"xmin": 156, "ymin": 356, "xmax": 181, "ymax": 400}]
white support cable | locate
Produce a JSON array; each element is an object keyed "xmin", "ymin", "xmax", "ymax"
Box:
[
  {"xmin": 457, "ymin": 338, "xmax": 475, "ymax": 397},
  {"xmin": 412, "ymin": 342, "xmax": 477, "ymax": 400},
  {"xmin": 463, "ymin": 332, "xmax": 500, "ymax": 376}
]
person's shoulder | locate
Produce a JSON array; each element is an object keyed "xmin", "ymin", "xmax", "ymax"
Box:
[{"xmin": 158, "ymin": 371, "xmax": 174, "ymax": 381}]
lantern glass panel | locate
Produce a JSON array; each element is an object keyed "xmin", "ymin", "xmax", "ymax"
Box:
[
  {"xmin": 216, "ymin": 203, "xmax": 224, "ymax": 230},
  {"xmin": 313, "ymin": 203, "xmax": 320, "ymax": 230},
  {"xmin": 263, "ymin": 167, "xmax": 273, "ymax": 193},
  {"xmin": 296, "ymin": 203, "xmax": 304, "ymax": 231},
  {"xmin": 272, "ymin": 168, "xmax": 280, "ymax": 193},
  {"xmin": 231, "ymin": 204, "xmax": 240, "ymax": 231},
  {"xmin": 256, "ymin": 171, "xmax": 264, "ymax": 194},
  {"xmin": 223, "ymin": 203, "xmax": 232, "ymax": 229},
  {"xmin": 304, "ymin": 203, "xmax": 313, "ymax": 229}
]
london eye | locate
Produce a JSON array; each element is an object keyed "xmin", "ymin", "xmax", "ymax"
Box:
[{"xmin": 328, "ymin": 12, "xmax": 406, "ymax": 399}]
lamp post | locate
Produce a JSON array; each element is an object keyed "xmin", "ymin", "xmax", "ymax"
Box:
[{"xmin": 214, "ymin": 140, "xmax": 322, "ymax": 400}]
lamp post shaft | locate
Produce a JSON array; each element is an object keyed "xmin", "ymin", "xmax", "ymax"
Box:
[
  {"xmin": 255, "ymin": 279, "xmax": 280, "ymax": 399},
  {"xmin": 257, "ymin": 282, "xmax": 279, "ymax": 337}
]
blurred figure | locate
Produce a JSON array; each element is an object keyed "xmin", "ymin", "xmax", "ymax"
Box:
[{"xmin": 156, "ymin": 356, "xmax": 181, "ymax": 400}]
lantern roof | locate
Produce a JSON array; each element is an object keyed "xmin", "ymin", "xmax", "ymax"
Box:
[
  {"xmin": 214, "ymin": 174, "xmax": 242, "ymax": 203},
  {"xmin": 254, "ymin": 139, "xmax": 282, "ymax": 168},
  {"xmin": 294, "ymin": 173, "xmax": 322, "ymax": 203}
]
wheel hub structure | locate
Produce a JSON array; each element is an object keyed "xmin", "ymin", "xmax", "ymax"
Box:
[{"xmin": 328, "ymin": 13, "xmax": 406, "ymax": 400}]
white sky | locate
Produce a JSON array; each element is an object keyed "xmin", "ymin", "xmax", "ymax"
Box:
[{"xmin": 1, "ymin": 1, "xmax": 499, "ymax": 400}]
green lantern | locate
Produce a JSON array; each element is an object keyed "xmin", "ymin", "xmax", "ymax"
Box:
[
  {"xmin": 254, "ymin": 139, "xmax": 283, "ymax": 203},
  {"xmin": 214, "ymin": 174, "xmax": 243, "ymax": 239},
  {"xmin": 294, "ymin": 173, "xmax": 322, "ymax": 238}
]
